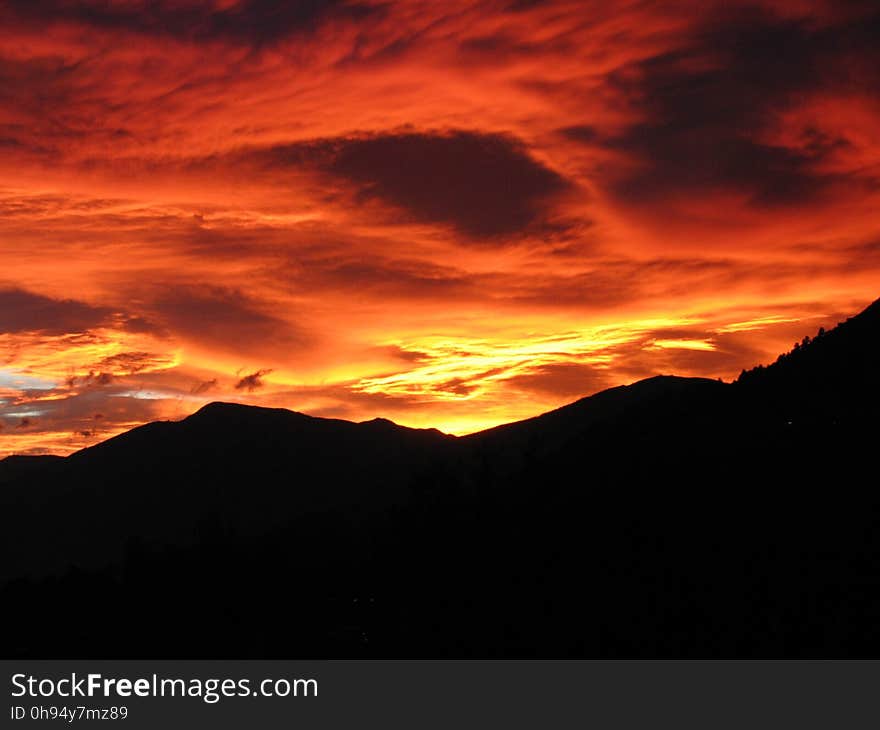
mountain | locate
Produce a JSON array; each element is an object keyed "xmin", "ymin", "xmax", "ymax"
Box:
[
  {"xmin": 736, "ymin": 296, "xmax": 880, "ymax": 418},
  {"xmin": 1, "ymin": 403, "xmax": 452, "ymax": 582},
  {"xmin": 2, "ymin": 297, "xmax": 879, "ymax": 658}
]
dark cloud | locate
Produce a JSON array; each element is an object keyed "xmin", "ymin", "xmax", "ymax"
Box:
[
  {"xmin": 454, "ymin": 28, "xmax": 577, "ymax": 66},
  {"xmin": 191, "ymin": 379, "xmax": 219, "ymax": 395},
  {"xmin": 431, "ymin": 367, "xmax": 509, "ymax": 397},
  {"xmin": 235, "ymin": 368, "xmax": 272, "ymax": 392},
  {"xmin": 295, "ymin": 256, "xmax": 478, "ymax": 298},
  {"xmin": 0, "ymin": 192, "xmax": 132, "ymax": 220},
  {"xmin": 65, "ymin": 370, "xmax": 115, "ymax": 388},
  {"xmin": 329, "ymin": 131, "xmax": 570, "ymax": 237},
  {"xmin": 0, "ymin": 56, "xmax": 141, "ymax": 161},
  {"xmin": 147, "ymin": 286, "xmax": 309, "ymax": 354},
  {"xmin": 843, "ymin": 239, "xmax": 880, "ymax": 267},
  {"xmin": 0, "ymin": 56, "xmax": 78, "ymax": 155},
  {"xmin": 95, "ymin": 352, "xmax": 169, "ymax": 375},
  {"xmin": 432, "ymin": 378, "xmax": 477, "ymax": 397},
  {"xmin": 506, "ymin": 0, "xmax": 551, "ymax": 11},
  {"xmin": 1, "ymin": 0, "xmax": 379, "ymax": 47},
  {"xmin": 258, "ymin": 130, "xmax": 570, "ymax": 238},
  {"xmin": 559, "ymin": 125, "xmax": 599, "ymax": 144},
  {"xmin": 384, "ymin": 345, "xmax": 428, "ymax": 363},
  {"xmin": 602, "ymin": 6, "xmax": 880, "ymax": 207},
  {"xmin": 507, "ymin": 361, "xmax": 611, "ymax": 397},
  {"xmin": 503, "ymin": 253, "xmax": 859, "ymax": 312},
  {"xmin": 0, "ymin": 288, "xmax": 115, "ymax": 335},
  {"xmin": 81, "ymin": 371, "xmax": 114, "ymax": 387}
]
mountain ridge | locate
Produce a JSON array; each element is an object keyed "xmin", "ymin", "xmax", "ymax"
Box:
[
  {"xmin": 2, "ymin": 295, "xmax": 879, "ymax": 658},
  {"xmin": 5, "ymin": 293, "xmax": 877, "ymax": 465}
]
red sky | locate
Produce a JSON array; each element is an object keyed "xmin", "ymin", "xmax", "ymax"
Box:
[{"xmin": 2, "ymin": 0, "xmax": 879, "ymax": 455}]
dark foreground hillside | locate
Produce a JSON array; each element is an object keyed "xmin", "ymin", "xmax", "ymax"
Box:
[{"xmin": 2, "ymin": 298, "xmax": 879, "ymax": 658}]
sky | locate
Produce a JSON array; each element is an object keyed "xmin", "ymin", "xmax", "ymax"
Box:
[{"xmin": 1, "ymin": 0, "xmax": 879, "ymax": 456}]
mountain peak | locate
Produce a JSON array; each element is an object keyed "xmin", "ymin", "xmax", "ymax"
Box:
[
  {"xmin": 186, "ymin": 401, "xmax": 309, "ymax": 422},
  {"xmin": 359, "ymin": 416, "xmax": 399, "ymax": 427},
  {"xmin": 192, "ymin": 401, "xmax": 268, "ymax": 416}
]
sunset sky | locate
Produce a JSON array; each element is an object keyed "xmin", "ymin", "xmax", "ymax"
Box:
[{"xmin": 2, "ymin": 0, "xmax": 879, "ymax": 456}]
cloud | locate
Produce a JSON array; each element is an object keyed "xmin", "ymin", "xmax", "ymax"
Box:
[
  {"xmin": 292, "ymin": 256, "xmax": 479, "ymax": 299},
  {"xmin": 93, "ymin": 351, "xmax": 171, "ymax": 376},
  {"xmin": 0, "ymin": 385, "xmax": 182, "ymax": 455},
  {"xmin": 192, "ymin": 378, "xmax": 219, "ymax": 395},
  {"xmin": 146, "ymin": 285, "xmax": 310, "ymax": 355},
  {"xmin": 80, "ymin": 371, "xmax": 114, "ymax": 387},
  {"xmin": 506, "ymin": 361, "xmax": 612, "ymax": 397},
  {"xmin": 383, "ymin": 345, "xmax": 429, "ymax": 363},
  {"xmin": 1, "ymin": 0, "xmax": 380, "ymax": 47},
  {"xmin": 559, "ymin": 125, "xmax": 599, "ymax": 144},
  {"xmin": 0, "ymin": 288, "xmax": 115, "ymax": 335},
  {"xmin": 328, "ymin": 131, "xmax": 571, "ymax": 238},
  {"xmin": 1, "ymin": 0, "xmax": 878, "ymax": 454},
  {"xmin": 235, "ymin": 368, "xmax": 272, "ymax": 392},
  {"xmin": 600, "ymin": 4, "xmax": 880, "ymax": 208},
  {"xmin": 255, "ymin": 130, "xmax": 571, "ymax": 238}
]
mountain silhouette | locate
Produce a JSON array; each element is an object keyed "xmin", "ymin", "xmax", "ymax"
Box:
[
  {"xmin": 2, "ymin": 297, "xmax": 879, "ymax": 658},
  {"xmin": 0, "ymin": 454, "xmax": 62, "ymax": 485}
]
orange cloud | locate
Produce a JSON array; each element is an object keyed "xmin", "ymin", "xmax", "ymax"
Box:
[{"xmin": 1, "ymin": 0, "xmax": 879, "ymax": 455}]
